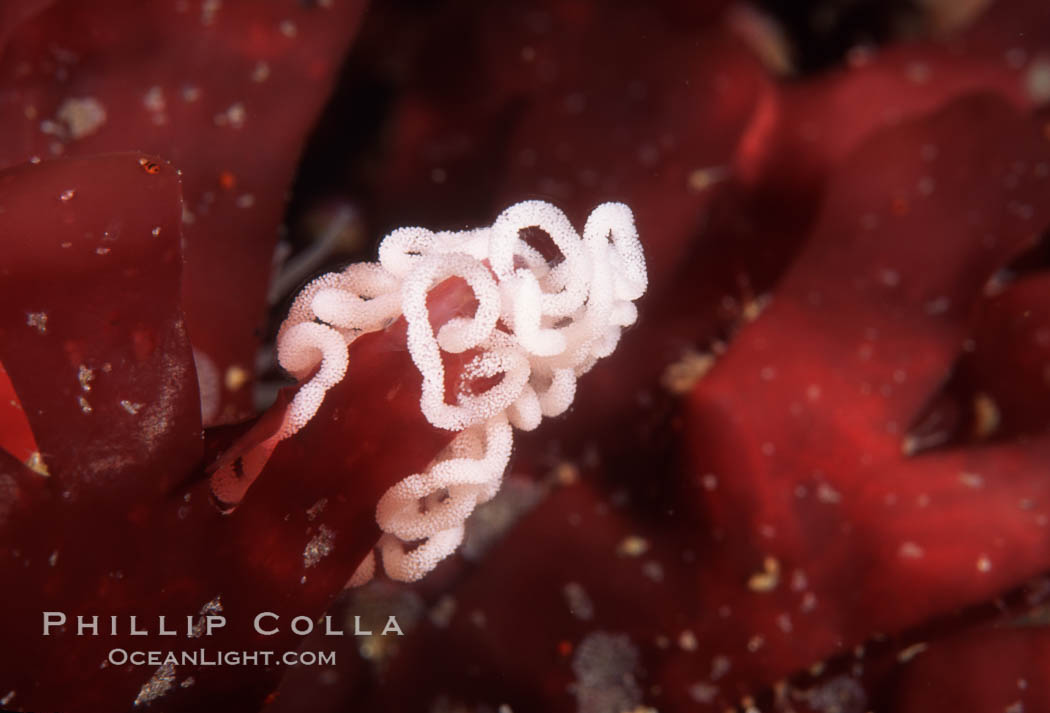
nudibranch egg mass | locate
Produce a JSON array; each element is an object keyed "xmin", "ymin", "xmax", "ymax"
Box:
[{"xmin": 276, "ymin": 200, "xmax": 648, "ymax": 583}]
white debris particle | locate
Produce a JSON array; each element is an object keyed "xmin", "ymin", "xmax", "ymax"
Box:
[
  {"xmin": 687, "ymin": 165, "xmax": 729, "ymax": 193},
  {"xmin": 56, "ymin": 97, "xmax": 107, "ymax": 139},
  {"xmin": 710, "ymin": 654, "xmax": 731, "ymax": 680},
  {"xmin": 133, "ymin": 662, "xmax": 175, "ymax": 706},
  {"xmin": 800, "ymin": 591, "xmax": 818, "ymax": 612},
  {"xmin": 78, "ymin": 365, "xmax": 94, "ymax": 391},
  {"xmin": 40, "ymin": 118, "xmax": 63, "ymax": 136},
  {"xmin": 48, "ymin": 550, "xmax": 58, "ymax": 566},
  {"xmin": 688, "ymin": 682, "xmax": 718, "ymax": 703},
  {"xmin": 742, "ymin": 294, "xmax": 771, "ymax": 321},
  {"xmin": 142, "ymin": 86, "xmax": 167, "ymax": 125},
  {"xmin": 746, "ymin": 635, "xmax": 764, "ymax": 652},
  {"xmin": 896, "ymin": 642, "xmax": 927, "ymax": 663},
  {"xmin": 879, "ymin": 268, "xmax": 901, "ymax": 286},
  {"xmin": 303, "ymin": 524, "xmax": 336, "ymax": 568},
  {"xmin": 748, "ymin": 556, "xmax": 780, "ymax": 592},
  {"xmin": 1005, "ymin": 702, "xmax": 1024, "ymax": 713},
  {"xmin": 152, "ymin": 226, "xmax": 162, "ymax": 237},
  {"xmin": 180, "ymin": 677, "xmax": 195, "ymax": 689},
  {"xmin": 544, "ymin": 462, "xmax": 577, "ymax": 487},
  {"xmin": 572, "ymin": 632, "xmax": 642, "ymax": 713},
  {"xmin": 642, "ymin": 560, "xmax": 664, "ymax": 582},
  {"xmin": 777, "ymin": 612, "xmax": 793, "ymax": 633},
  {"xmin": 899, "ymin": 541, "xmax": 925, "ymax": 559},
  {"xmin": 26, "ymin": 312, "xmax": 48, "ymax": 334},
  {"xmin": 181, "ymin": 85, "xmax": 201, "ymax": 103},
  {"xmin": 214, "ymin": 102, "xmax": 246, "ymax": 129},
  {"xmin": 790, "ymin": 569, "xmax": 808, "ymax": 592},
  {"xmin": 700, "ymin": 473, "xmax": 718, "ymax": 491},
  {"xmin": 617, "ymin": 535, "xmax": 649, "ymax": 557},
  {"xmin": 252, "ymin": 60, "xmax": 270, "ymax": 83},
  {"xmin": 469, "ymin": 609, "xmax": 486, "ymax": 628},
  {"xmin": 677, "ymin": 630, "xmax": 698, "ymax": 651},
  {"xmin": 924, "ymin": 296, "xmax": 951, "ymax": 316},
  {"xmin": 803, "ymin": 675, "xmax": 867, "ymax": 713},
  {"xmin": 306, "ymin": 498, "xmax": 328, "ymax": 521},
  {"xmin": 77, "ymin": 395, "xmax": 93, "ymax": 414},
  {"xmin": 973, "ymin": 393, "xmax": 1001, "ymax": 438},
  {"xmin": 976, "ymin": 555, "xmax": 992, "ymax": 573},
  {"xmin": 816, "ymin": 483, "xmax": 841, "ymax": 504},
  {"xmin": 236, "ymin": 193, "xmax": 255, "ymax": 209},
  {"xmin": 959, "ymin": 472, "xmax": 985, "ymax": 489},
  {"xmin": 279, "ymin": 20, "xmax": 298, "ymax": 37},
  {"xmin": 0, "ymin": 692, "xmax": 13, "ymax": 706},
  {"xmin": 201, "ymin": 0, "xmax": 221, "ymax": 25},
  {"xmin": 60, "ymin": 189, "xmax": 76, "ymax": 201},
  {"xmin": 95, "ymin": 247, "xmax": 111, "ymax": 256},
  {"xmin": 1026, "ymin": 58, "xmax": 1050, "ymax": 105},
  {"xmin": 190, "ymin": 596, "xmax": 224, "ymax": 638},
  {"xmin": 25, "ymin": 452, "xmax": 49, "ymax": 476},
  {"xmin": 429, "ymin": 595, "xmax": 456, "ymax": 628},
  {"xmin": 119, "ymin": 400, "xmax": 143, "ymax": 415},
  {"xmin": 563, "ymin": 581, "xmax": 595, "ymax": 621},
  {"xmin": 224, "ymin": 364, "xmax": 249, "ymax": 391},
  {"xmin": 660, "ymin": 349, "xmax": 715, "ymax": 394}
]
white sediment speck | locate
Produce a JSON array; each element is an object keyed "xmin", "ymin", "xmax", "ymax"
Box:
[
  {"xmin": 133, "ymin": 662, "xmax": 175, "ymax": 706},
  {"xmin": 56, "ymin": 97, "xmax": 107, "ymax": 139},
  {"xmin": 26, "ymin": 312, "xmax": 48, "ymax": 334},
  {"xmin": 563, "ymin": 581, "xmax": 595, "ymax": 621},
  {"xmin": 303, "ymin": 524, "xmax": 336, "ymax": 568}
]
